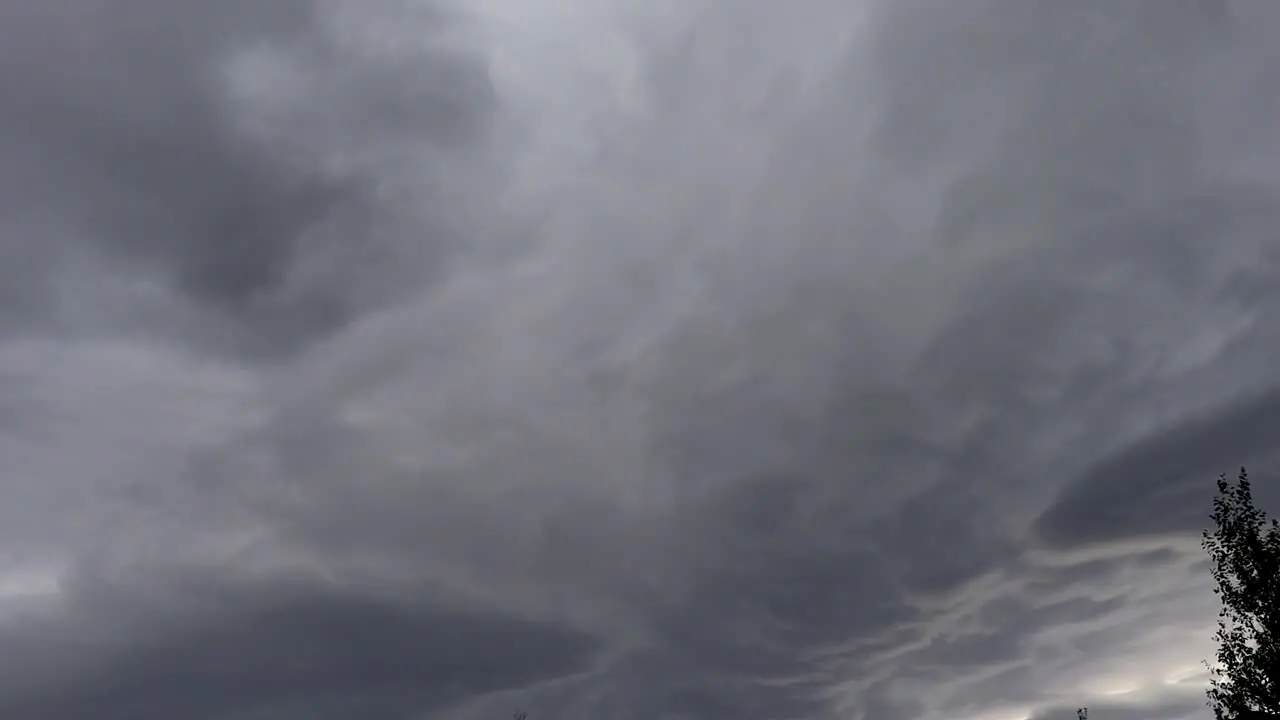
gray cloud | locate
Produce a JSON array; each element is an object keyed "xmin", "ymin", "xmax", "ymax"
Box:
[
  {"xmin": 0, "ymin": 567, "xmax": 599, "ymax": 720},
  {"xmin": 1, "ymin": 0, "xmax": 1278, "ymax": 719},
  {"xmin": 1035, "ymin": 388, "xmax": 1280, "ymax": 552},
  {"xmin": 0, "ymin": 0, "xmax": 494, "ymax": 360}
]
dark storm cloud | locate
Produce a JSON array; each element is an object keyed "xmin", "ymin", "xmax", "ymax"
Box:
[
  {"xmin": 0, "ymin": 0, "xmax": 493, "ymax": 359},
  {"xmin": 1035, "ymin": 387, "xmax": 1280, "ymax": 551},
  {"xmin": 194, "ymin": 1, "xmax": 1278, "ymax": 717},
  {"xmin": 3, "ymin": 1, "xmax": 1280, "ymax": 719},
  {"xmin": 0, "ymin": 0, "xmax": 321, "ymax": 303},
  {"xmin": 0, "ymin": 566, "xmax": 599, "ymax": 720}
]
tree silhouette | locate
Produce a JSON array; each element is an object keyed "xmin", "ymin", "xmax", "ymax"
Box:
[{"xmin": 1202, "ymin": 468, "xmax": 1280, "ymax": 720}]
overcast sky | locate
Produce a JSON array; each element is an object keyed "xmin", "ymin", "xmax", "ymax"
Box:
[{"xmin": 0, "ymin": 1, "xmax": 1277, "ymax": 718}]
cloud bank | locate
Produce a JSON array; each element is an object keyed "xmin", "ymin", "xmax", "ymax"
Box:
[{"xmin": 0, "ymin": 0, "xmax": 1277, "ymax": 718}]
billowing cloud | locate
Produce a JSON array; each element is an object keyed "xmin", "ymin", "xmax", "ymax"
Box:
[{"xmin": 0, "ymin": 0, "xmax": 1276, "ymax": 718}]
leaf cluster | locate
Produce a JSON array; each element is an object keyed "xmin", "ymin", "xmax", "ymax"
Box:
[{"xmin": 1203, "ymin": 469, "xmax": 1280, "ymax": 719}]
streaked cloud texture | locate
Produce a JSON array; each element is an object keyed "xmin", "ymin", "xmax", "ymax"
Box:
[{"xmin": 0, "ymin": 1, "xmax": 1276, "ymax": 718}]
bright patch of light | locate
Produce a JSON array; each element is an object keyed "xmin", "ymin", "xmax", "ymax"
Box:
[
  {"xmin": 1163, "ymin": 665, "xmax": 1206, "ymax": 686},
  {"xmin": 0, "ymin": 562, "xmax": 64, "ymax": 621}
]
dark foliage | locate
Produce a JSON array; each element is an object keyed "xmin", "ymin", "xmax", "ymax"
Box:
[{"xmin": 1203, "ymin": 468, "xmax": 1280, "ymax": 719}]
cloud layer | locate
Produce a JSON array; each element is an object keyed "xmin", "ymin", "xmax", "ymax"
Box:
[{"xmin": 0, "ymin": 1, "xmax": 1277, "ymax": 718}]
